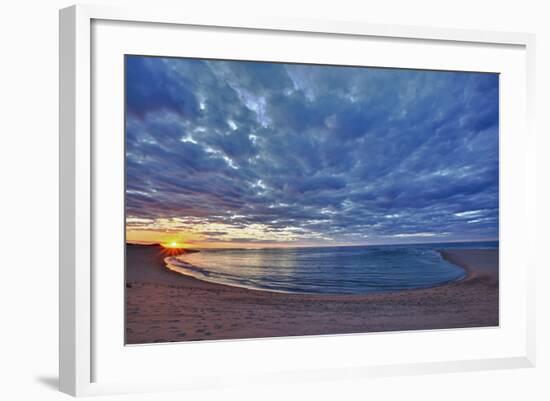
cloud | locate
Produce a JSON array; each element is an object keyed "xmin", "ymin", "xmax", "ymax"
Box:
[
  {"xmin": 125, "ymin": 57, "xmax": 201, "ymax": 119},
  {"xmin": 125, "ymin": 56, "xmax": 499, "ymax": 245}
]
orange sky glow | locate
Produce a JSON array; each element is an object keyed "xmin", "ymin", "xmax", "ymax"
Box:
[{"xmin": 125, "ymin": 216, "xmax": 339, "ymax": 249}]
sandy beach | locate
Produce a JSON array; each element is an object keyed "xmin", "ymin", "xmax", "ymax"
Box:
[{"xmin": 125, "ymin": 244, "xmax": 498, "ymax": 344}]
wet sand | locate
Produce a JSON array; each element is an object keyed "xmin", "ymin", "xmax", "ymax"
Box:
[{"xmin": 125, "ymin": 244, "xmax": 498, "ymax": 344}]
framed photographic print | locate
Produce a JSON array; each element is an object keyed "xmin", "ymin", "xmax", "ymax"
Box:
[
  {"xmin": 59, "ymin": 4, "xmax": 536, "ymax": 397},
  {"xmin": 124, "ymin": 54, "xmax": 500, "ymax": 344}
]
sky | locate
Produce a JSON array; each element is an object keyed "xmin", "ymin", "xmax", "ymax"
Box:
[{"xmin": 125, "ymin": 55, "xmax": 499, "ymax": 248}]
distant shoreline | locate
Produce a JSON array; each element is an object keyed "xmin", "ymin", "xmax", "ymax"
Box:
[{"xmin": 125, "ymin": 244, "xmax": 499, "ymax": 343}]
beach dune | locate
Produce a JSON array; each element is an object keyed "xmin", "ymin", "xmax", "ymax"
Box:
[{"xmin": 125, "ymin": 244, "xmax": 498, "ymax": 344}]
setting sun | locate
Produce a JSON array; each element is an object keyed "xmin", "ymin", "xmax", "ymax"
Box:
[
  {"xmin": 162, "ymin": 241, "xmax": 185, "ymax": 249},
  {"xmin": 159, "ymin": 241, "xmax": 188, "ymax": 255}
]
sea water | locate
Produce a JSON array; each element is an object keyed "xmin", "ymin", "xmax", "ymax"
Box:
[{"xmin": 164, "ymin": 241, "xmax": 498, "ymax": 295}]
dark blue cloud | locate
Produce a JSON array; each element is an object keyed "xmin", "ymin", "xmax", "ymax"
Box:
[
  {"xmin": 125, "ymin": 55, "xmax": 499, "ymax": 244},
  {"xmin": 125, "ymin": 56, "xmax": 201, "ymax": 119}
]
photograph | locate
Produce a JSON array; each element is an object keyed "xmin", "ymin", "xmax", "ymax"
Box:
[{"xmin": 124, "ymin": 55, "xmax": 499, "ymax": 344}]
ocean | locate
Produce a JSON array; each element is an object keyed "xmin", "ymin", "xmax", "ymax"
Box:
[{"xmin": 164, "ymin": 241, "xmax": 498, "ymax": 295}]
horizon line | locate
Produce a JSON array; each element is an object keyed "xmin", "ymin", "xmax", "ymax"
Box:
[{"xmin": 126, "ymin": 238, "xmax": 499, "ymax": 250}]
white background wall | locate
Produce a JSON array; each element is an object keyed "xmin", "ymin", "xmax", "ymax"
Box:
[{"xmin": 0, "ymin": 0, "xmax": 548, "ymax": 399}]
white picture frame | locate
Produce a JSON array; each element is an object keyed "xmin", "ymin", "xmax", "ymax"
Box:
[{"xmin": 59, "ymin": 4, "xmax": 536, "ymax": 397}]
